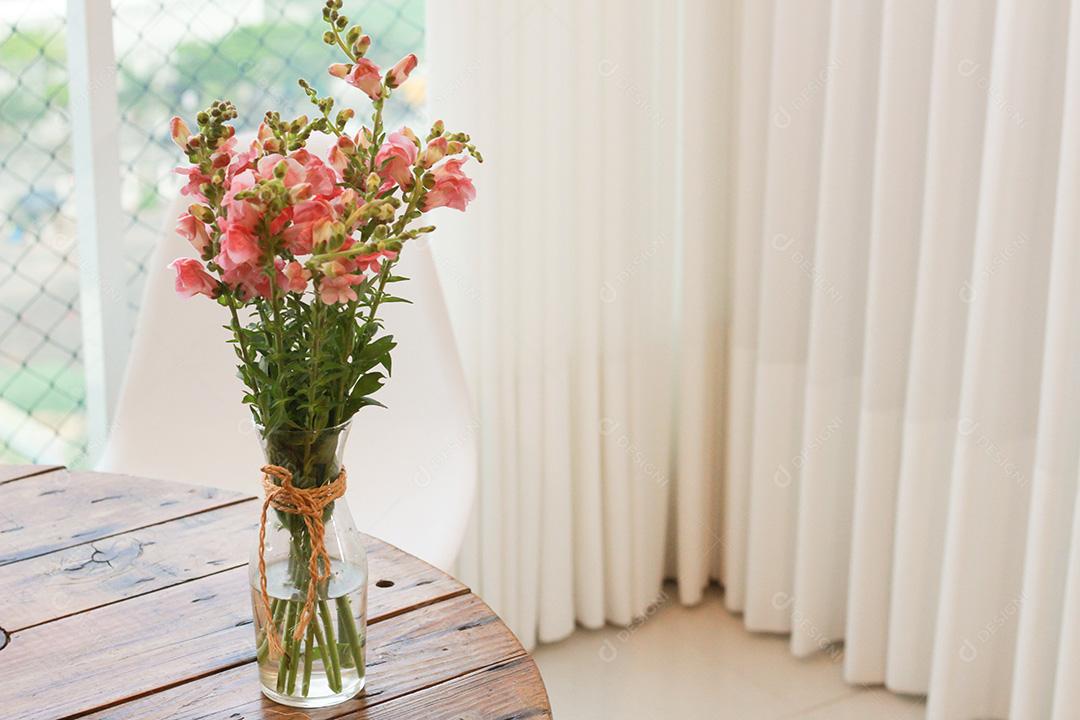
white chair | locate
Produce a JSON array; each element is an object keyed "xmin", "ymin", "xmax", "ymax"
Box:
[{"xmin": 99, "ymin": 190, "xmax": 477, "ymax": 572}]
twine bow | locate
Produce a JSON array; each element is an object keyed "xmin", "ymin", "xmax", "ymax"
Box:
[{"xmin": 257, "ymin": 464, "xmax": 347, "ymax": 656}]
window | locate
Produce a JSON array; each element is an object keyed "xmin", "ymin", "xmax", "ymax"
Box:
[{"xmin": 0, "ymin": 0, "xmax": 425, "ymax": 467}]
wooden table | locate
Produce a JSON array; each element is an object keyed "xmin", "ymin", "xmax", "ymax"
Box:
[{"xmin": 0, "ymin": 465, "xmax": 551, "ymax": 719}]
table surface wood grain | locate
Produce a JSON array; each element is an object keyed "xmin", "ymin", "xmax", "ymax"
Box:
[{"xmin": 0, "ymin": 465, "xmax": 552, "ymax": 720}]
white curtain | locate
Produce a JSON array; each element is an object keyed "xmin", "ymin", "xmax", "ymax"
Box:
[{"xmin": 428, "ymin": 1, "xmax": 1080, "ymax": 718}]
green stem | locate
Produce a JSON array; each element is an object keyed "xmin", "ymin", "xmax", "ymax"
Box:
[
  {"xmin": 257, "ymin": 598, "xmax": 286, "ymax": 665},
  {"xmin": 318, "ymin": 599, "xmax": 344, "ymax": 691},
  {"xmin": 329, "ymin": 24, "xmax": 357, "ymax": 62},
  {"xmin": 311, "ymin": 609, "xmax": 341, "ymax": 693},
  {"xmin": 306, "ymin": 300, "xmax": 324, "ymax": 435},
  {"xmin": 302, "ymin": 622, "xmax": 315, "ymax": 696},
  {"xmin": 228, "ymin": 302, "xmax": 267, "ymax": 425},
  {"xmin": 285, "ymin": 612, "xmax": 301, "ymax": 695},
  {"xmin": 276, "ymin": 601, "xmax": 297, "ymax": 693},
  {"xmin": 336, "ymin": 595, "xmax": 365, "ymax": 672},
  {"xmin": 333, "ymin": 299, "xmax": 359, "ymax": 424}
]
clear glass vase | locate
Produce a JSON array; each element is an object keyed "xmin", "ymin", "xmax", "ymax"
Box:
[{"xmin": 248, "ymin": 421, "xmax": 368, "ymax": 708}]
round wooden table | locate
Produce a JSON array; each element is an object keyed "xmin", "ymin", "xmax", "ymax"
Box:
[{"xmin": 0, "ymin": 465, "xmax": 551, "ymax": 719}]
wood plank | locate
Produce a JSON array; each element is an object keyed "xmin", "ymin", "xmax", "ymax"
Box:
[
  {"xmin": 85, "ymin": 593, "xmax": 527, "ymax": 720},
  {"xmin": 1, "ymin": 568, "xmax": 252, "ymax": 720},
  {"xmin": 0, "ymin": 469, "xmax": 250, "ymax": 566},
  {"xmin": 0, "ymin": 465, "xmax": 62, "ymax": 485},
  {"xmin": 362, "ymin": 535, "xmax": 468, "ymax": 620},
  {"xmin": 2, "ymin": 539, "xmax": 468, "ymax": 719},
  {"xmin": 356, "ymin": 656, "xmax": 552, "ymax": 720},
  {"xmin": 0, "ymin": 500, "xmax": 258, "ymax": 631}
]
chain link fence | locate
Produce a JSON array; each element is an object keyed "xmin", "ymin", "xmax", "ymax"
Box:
[{"xmin": 0, "ymin": 0, "xmax": 426, "ymax": 467}]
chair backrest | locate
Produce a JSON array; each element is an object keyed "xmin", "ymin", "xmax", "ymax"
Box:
[{"xmin": 99, "ymin": 181, "xmax": 477, "ymax": 570}]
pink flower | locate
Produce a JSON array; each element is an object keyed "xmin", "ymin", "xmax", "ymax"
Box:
[
  {"xmin": 328, "ymin": 135, "xmax": 357, "ymax": 175},
  {"xmin": 280, "ymin": 261, "xmax": 311, "ymax": 293},
  {"xmin": 374, "ymin": 131, "xmax": 419, "ymax": 189},
  {"xmin": 217, "ymin": 219, "xmax": 261, "ymax": 270},
  {"xmin": 169, "ymin": 117, "xmax": 191, "ymax": 151},
  {"xmin": 292, "ymin": 151, "xmax": 339, "ymax": 197},
  {"xmin": 283, "ymin": 199, "xmax": 335, "ymax": 255},
  {"xmin": 227, "ymin": 143, "xmax": 259, "ymax": 181},
  {"xmin": 343, "ymin": 58, "xmax": 383, "ymax": 100},
  {"xmin": 209, "ymin": 137, "xmax": 237, "ymax": 169},
  {"xmin": 386, "ymin": 54, "xmax": 418, "ymax": 88},
  {"xmin": 255, "ymin": 154, "xmax": 305, "ymax": 187},
  {"xmin": 423, "ymin": 158, "xmax": 476, "ymax": 211},
  {"xmin": 268, "ymin": 207, "xmax": 293, "ymax": 236},
  {"xmin": 221, "ymin": 171, "xmax": 261, "ymax": 232},
  {"xmin": 176, "ymin": 213, "xmax": 211, "ymax": 256},
  {"xmin": 354, "ymin": 249, "xmax": 398, "ymax": 274},
  {"xmin": 318, "ymin": 274, "xmax": 363, "ymax": 305},
  {"xmin": 174, "ymin": 166, "xmax": 211, "ymax": 202},
  {"xmin": 222, "ymin": 263, "xmax": 270, "ymax": 300},
  {"xmin": 419, "ymin": 136, "xmax": 448, "ymax": 168},
  {"xmin": 169, "ymin": 258, "xmax": 216, "ymax": 298}
]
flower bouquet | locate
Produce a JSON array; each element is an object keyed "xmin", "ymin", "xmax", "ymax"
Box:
[{"xmin": 167, "ymin": 0, "xmax": 480, "ymax": 707}]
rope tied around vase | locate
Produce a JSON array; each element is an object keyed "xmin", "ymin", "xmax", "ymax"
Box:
[{"xmin": 258, "ymin": 464, "xmax": 347, "ymax": 656}]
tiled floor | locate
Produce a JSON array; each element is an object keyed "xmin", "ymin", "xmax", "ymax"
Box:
[{"xmin": 533, "ymin": 584, "xmax": 927, "ymax": 719}]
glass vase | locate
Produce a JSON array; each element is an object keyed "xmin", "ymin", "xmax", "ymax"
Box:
[{"xmin": 249, "ymin": 420, "xmax": 368, "ymax": 708}]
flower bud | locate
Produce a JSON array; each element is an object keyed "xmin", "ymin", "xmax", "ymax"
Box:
[
  {"xmin": 365, "ymin": 172, "xmax": 381, "ymax": 193},
  {"xmin": 431, "ymin": 119, "xmax": 445, "ymax": 136},
  {"xmin": 419, "ymin": 136, "xmax": 448, "ymax": 168},
  {"xmin": 401, "ymin": 126, "xmax": 420, "ymax": 147},
  {"xmin": 273, "ymin": 160, "xmax": 288, "ymax": 179},
  {"xmin": 354, "ymin": 34, "xmax": 372, "ymax": 56},
  {"xmin": 312, "ymin": 220, "xmax": 333, "ymax": 248},
  {"xmin": 386, "ymin": 54, "xmax": 418, "ymax": 89},
  {"xmin": 328, "ymin": 63, "xmax": 352, "ymax": 79},
  {"xmin": 336, "ymin": 135, "xmax": 357, "ymax": 155},
  {"xmin": 345, "ymin": 208, "xmax": 364, "ymax": 228},
  {"xmin": 447, "ymin": 140, "xmax": 464, "ymax": 155},
  {"xmin": 169, "ymin": 117, "xmax": 191, "ymax": 151},
  {"xmin": 188, "ymin": 204, "xmax": 215, "ymax": 223},
  {"xmin": 362, "ymin": 201, "xmax": 392, "ymax": 220},
  {"xmin": 321, "ymin": 259, "xmax": 346, "ymax": 277},
  {"xmin": 289, "ymin": 182, "xmax": 313, "ymax": 202}
]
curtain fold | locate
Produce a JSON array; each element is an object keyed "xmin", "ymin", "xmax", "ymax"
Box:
[
  {"xmin": 428, "ymin": 1, "xmax": 1079, "ymax": 717},
  {"xmin": 844, "ymin": 0, "xmax": 935, "ymax": 683}
]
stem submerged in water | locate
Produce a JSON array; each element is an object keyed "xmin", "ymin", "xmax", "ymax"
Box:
[
  {"xmin": 302, "ymin": 618, "xmax": 315, "ymax": 695},
  {"xmin": 318, "ymin": 599, "xmax": 344, "ymax": 692},
  {"xmin": 276, "ymin": 601, "xmax": 298, "ymax": 694},
  {"xmin": 337, "ymin": 596, "xmax": 364, "ymax": 671}
]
